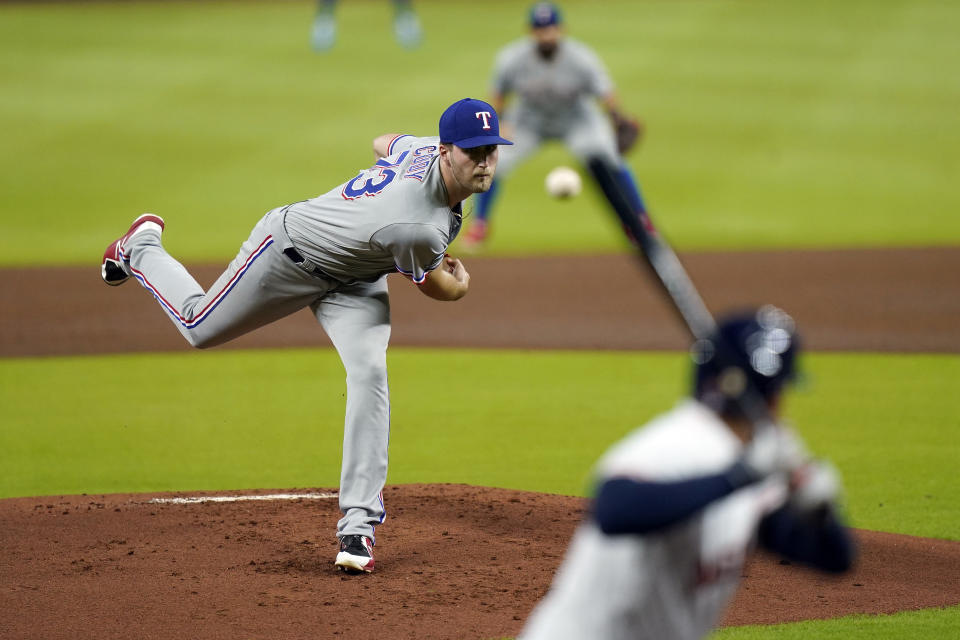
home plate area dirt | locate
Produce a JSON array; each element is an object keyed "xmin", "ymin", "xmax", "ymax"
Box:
[{"xmin": 2, "ymin": 484, "xmax": 959, "ymax": 640}]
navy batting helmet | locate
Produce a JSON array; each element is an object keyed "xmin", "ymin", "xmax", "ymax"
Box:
[
  {"xmin": 692, "ymin": 305, "xmax": 800, "ymax": 415},
  {"xmin": 529, "ymin": 2, "xmax": 562, "ymax": 28}
]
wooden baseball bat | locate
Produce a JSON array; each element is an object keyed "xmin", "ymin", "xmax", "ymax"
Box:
[{"xmin": 586, "ymin": 158, "xmax": 774, "ymax": 430}]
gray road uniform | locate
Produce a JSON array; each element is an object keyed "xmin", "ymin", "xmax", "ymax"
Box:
[
  {"xmin": 492, "ymin": 37, "xmax": 620, "ymax": 176},
  {"xmin": 123, "ymin": 134, "xmax": 459, "ymax": 541}
]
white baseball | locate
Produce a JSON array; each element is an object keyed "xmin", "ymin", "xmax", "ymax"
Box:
[{"xmin": 545, "ymin": 166, "xmax": 582, "ymax": 199}]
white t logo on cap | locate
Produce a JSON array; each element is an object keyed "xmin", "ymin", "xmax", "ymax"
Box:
[{"xmin": 475, "ymin": 111, "xmax": 493, "ymax": 130}]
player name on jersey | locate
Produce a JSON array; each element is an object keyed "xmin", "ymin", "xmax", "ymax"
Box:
[{"xmin": 404, "ymin": 145, "xmax": 438, "ymax": 182}]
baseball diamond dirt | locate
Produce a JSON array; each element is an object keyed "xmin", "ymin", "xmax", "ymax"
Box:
[
  {"xmin": 2, "ymin": 248, "xmax": 959, "ymax": 639},
  {"xmin": 2, "ymin": 248, "xmax": 958, "ymax": 357}
]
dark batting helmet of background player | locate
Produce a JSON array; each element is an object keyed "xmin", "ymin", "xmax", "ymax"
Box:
[{"xmin": 691, "ymin": 305, "xmax": 800, "ymax": 416}]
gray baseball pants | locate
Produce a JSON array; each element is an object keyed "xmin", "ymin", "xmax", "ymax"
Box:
[{"xmin": 124, "ymin": 207, "xmax": 390, "ymax": 542}]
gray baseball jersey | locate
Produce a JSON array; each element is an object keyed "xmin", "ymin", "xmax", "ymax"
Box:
[
  {"xmin": 284, "ymin": 134, "xmax": 462, "ymax": 285},
  {"xmin": 121, "ymin": 133, "xmax": 459, "ymax": 543},
  {"xmin": 493, "ymin": 37, "xmax": 613, "ymax": 128},
  {"xmin": 490, "ymin": 37, "xmax": 620, "ymax": 173},
  {"xmin": 520, "ymin": 400, "xmax": 790, "ymax": 640}
]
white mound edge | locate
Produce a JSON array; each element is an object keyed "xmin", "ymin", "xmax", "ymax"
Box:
[{"xmin": 147, "ymin": 492, "xmax": 338, "ymax": 504}]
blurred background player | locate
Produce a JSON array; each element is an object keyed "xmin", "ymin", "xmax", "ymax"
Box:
[
  {"xmin": 462, "ymin": 1, "xmax": 646, "ymax": 249},
  {"xmin": 311, "ymin": 0, "xmax": 422, "ymax": 51},
  {"xmin": 520, "ymin": 306, "xmax": 855, "ymax": 639}
]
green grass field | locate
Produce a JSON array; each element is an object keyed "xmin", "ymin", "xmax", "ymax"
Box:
[
  {"xmin": 710, "ymin": 605, "xmax": 960, "ymax": 639},
  {"xmin": 2, "ymin": 349, "xmax": 958, "ymax": 540},
  {"xmin": 1, "ymin": 0, "xmax": 959, "ymax": 264},
  {"xmin": 2, "ymin": 1, "xmax": 958, "ymax": 637}
]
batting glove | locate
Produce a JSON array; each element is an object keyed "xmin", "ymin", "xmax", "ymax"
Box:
[
  {"xmin": 728, "ymin": 425, "xmax": 809, "ymax": 488},
  {"xmin": 789, "ymin": 460, "xmax": 842, "ymax": 512}
]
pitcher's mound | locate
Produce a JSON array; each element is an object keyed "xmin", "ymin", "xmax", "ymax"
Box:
[{"xmin": 2, "ymin": 483, "xmax": 958, "ymax": 639}]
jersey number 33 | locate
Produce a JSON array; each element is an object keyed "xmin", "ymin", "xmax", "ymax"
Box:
[{"xmin": 341, "ymin": 151, "xmax": 409, "ymax": 200}]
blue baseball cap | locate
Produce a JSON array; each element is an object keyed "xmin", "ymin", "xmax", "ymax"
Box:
[
  {"xmin": 529, "ymin": 2, "xmax": 562, "ymax": 28},
  {"xmin": 438, "ymin": 98, "xmax": 513, "ymax": 149}
]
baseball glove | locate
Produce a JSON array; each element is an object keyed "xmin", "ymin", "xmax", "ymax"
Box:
[{"xmin": 611, "ymin": 110, "xmax": 643, "ymax": 155}]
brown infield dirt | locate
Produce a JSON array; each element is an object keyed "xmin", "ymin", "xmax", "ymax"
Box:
[{"xmin": 1, "ymin": 248, "xmax": 959, "ymax": 639}]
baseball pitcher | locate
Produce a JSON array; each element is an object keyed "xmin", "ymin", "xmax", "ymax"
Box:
[
  {"xmin": 100, "ymin": 98, "xmax": 512, "ymax": 574},
  {"xmin": 520, "ymin": 307, "xmax": 855, "ymax": 639}
]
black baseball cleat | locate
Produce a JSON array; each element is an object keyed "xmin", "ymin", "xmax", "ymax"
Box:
[
  {"xmin": 334, "ymin": 534, "xmax": 375, "ymax": 573},
  {"xmin": 101, "ymin": 213, "xmax": 165, "ymax": 286}
]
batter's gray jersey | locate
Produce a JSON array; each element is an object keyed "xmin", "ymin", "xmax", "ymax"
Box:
[
  {"xmin": 520, "ymin": 401, "xmax": 790, "ymax": 640},
  {"xmin": 284, "ymin": 135, "xmax": 462, "ymax": 285}
]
